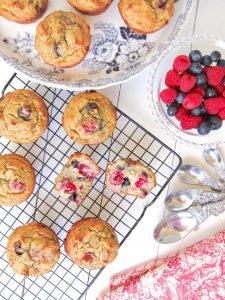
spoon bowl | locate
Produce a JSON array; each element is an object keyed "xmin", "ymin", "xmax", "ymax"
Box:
[
  {"xmin": 177, "ymin": 165, "xmax": 205, "ymax": 185},
  {"xmin": 165, "ymin": 190, "xmax": 193, "ymax": 212},
  {"xmin": 203, "ymin": 148, "xmax": 222, "ymax": 168}
]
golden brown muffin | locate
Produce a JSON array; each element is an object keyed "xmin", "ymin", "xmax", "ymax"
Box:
[
  {"xmin": 0, "ymin": 89, "xmax": 48, "ymax": 144},
  {"xmin": 67, "ymin": 0, "xmax": 112, "ymax": 15},
  {"xmin": 62, "ymin": 91, "xmax": 117, "ymax": 145},
  {"xmin": 35, "ymin": 10, "xmax": 91, "ymax": 68},
  {"xmin": 6, "ymin": 222, "xmax": 60, "ymax": 276},
  {"xmin": 118, "ymin": 0, "xmax": 174, "ymax": 34},
  {"xmin": 0, "ymin": 154, "xmax": 35, "ymax": 206},
  {"xmin": 0, "ymin": 0, "xmax": 48, "ymax": 24},
  {"xmin": 64, "ymin": 217, "xmax": 119, "ymax": 269},
  {"xmin": 106, "ymin": 158, "xmax": 156, "ymax": 198},
  {"xmin": 55, "ymin": 153, "xmax": 101, "ymax": 205}
]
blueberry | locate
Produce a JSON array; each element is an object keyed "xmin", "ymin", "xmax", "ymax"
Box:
[
  {"xmin": 196, "ymin": 73, "xmax": 207, "ymax": 86},
  {"xmin": 87, "ymin": 102, "xmax": 98, "ymax": 110},
  {"xmin": 167, "ymin": 104, "xmax": 178, "ymax": 116},
  {"xmin": 18, "ymin": 107, "xmax": 31, "ymax": 121},
  {"xmin": 197, "ymin": 121, "xmax": 212, "ymax": 135},
  {"xmin": 200, "ymin": 103, "xmax": 207, "ymax": 115},
  {"xmin": 175, "ymin": 91, "xmax": 186, "ymax": 104},
  {"xmin": 14, "ymin": 241, "xmax": 24, "ymax": 255},
  {"xmin": 208, "ymin": 115, "xmax": 223, "ymax": 130},
  {"xmin": 191, "ymin": 106, "xmax": 201, "ymax": 116},
  {"xmin": 201, "ymin": 55, "xmax": 212, "ymax": 66},
  {"xmin": 122, "ymin": 177, "xmax": 130, "ymax": 187},
  {"xmin": 189, "ymin": 50, "xmax": 202, "ymax": 62},
  {"xmin": 217, "ymin": 59, "xmax": 225, "ymax": 68},
  {"xmin": 69, "ymin": 192, "xmax": 77, "ymax": 201},
  {"xmin": 71, "ymin": 159, "xmax": 79, "ymax": 168},
  {"xmin": 210, "ymin": 50, "xmax": 221, "ymax": 62},
  {"xmin": 189, "ymin": 62, "xmax": 202, "ymax": 74},
  {"xmin": 205, "ymin": 87, "xmax": 218, "ymax": 98}
]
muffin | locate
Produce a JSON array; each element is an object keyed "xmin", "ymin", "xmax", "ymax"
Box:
[
  {"xmin": 6, "ymin": 222, "xmax": 60, "ymax": 276},
  {"xmin": 64, "ymin": 217, "xmax": 119, "ymax": 269},
  {"xmin": 55, "ymin": 153, "xmax": 101, "ymax": 205},
  {"xmin": 62, "ymin": 91, "xmax": 117, "ymax": 145},
  {"xmin": 118, "ymin": 0, "xmax": 174, "ymax": 34},
  {"xmin": 0, "ymin": 0, "xmax": 48, "ymax": 24},
  {"xmin": 0, "ymin": 154, "xmax": 35, "ymax": 206},
  {"xmin": 35, "ymin": 10, "xmax": 91, "ymax": 68},
  {"xmin": 106, "ymin": 158, "xmax": 156, "ymax": 198},
  {"xmin": 67, "ymin": 0, "xmax": 112, "ymax": 15},
  {"xmin": 0, "ymin": 89, "xmax": 48, "ymax": 144}
]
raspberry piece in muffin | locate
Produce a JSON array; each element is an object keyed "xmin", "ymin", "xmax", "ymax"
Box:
[
  {"xmin": 106, "ymin": 158, "xmax": 156, "ymax": 198},
  {"xmin": 55, "ymin": 153, "xmax": 101, "ymax": 205}
]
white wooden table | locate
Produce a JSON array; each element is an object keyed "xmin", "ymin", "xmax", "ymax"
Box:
[{"xmin": 1, "ymin": 1, "xmax": 225, "ymax": 299}]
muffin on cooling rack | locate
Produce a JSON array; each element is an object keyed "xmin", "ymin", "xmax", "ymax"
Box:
[
  {"xmin": 0, "ymin": 89, "xmax": 48, "ymax": 144},
  {"xmin": 6, "ymin": 222, "xmax": 60, "ymax": 276},
  {"xmin": 118, "ymin": 0, "xmax": 174, "ymax": 34},
  {"xmin": 62, "ymin": 91, "xmax": 117, "ymax": 145},
  {"xmin": 67, "ymin": 0, "xmax": 112, "ymax": 15},
  {"xmin": 64, "ymin": 217, "xmax": 119, "ymax": 269},
  {"xmin": 0, "ymin": 0, "xmax": 48, "ymax": 24},
  {"xmin": 106, "ymin": 158, "xmax": 156, "ymax": 198},
  {"xmin": 0, "ymin": 154, "xmax": 35, "ymax": 206},
  {"xmin": 55, "ymin": 153, "xmax": 101, "ymax": 205},
  {"xmin": 35, "ymin": 10, "xmax": 90, "ymax": 68}
]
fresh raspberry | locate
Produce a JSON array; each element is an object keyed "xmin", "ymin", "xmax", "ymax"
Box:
[
  {"xmin": 78, "ymin": 164, "xmax": 96, "ymax": 179},
  {"xmin": 218, "ymin": 108, "xmax": 225, "ymax": 120},
  {"xmin": 202, "ymin": 66, "xmax": 211, "ymax": 75},
  {"xmin": 10, "ymin": 179, "xmax": 26, "ymax": 192},
  {"xmin": 159, "ymin": 88, "xmax": 177, "ymax": 104},
  {"xmin": 110, "ymin": 170, "xmax": 124, "ymax": 185},
  {"xmin": 180, "ymin": 73, "xmax": 196, "ymax": 92},
  {"xmin": 190, "ymin": 86, "xmax": 205, "ymax": 97},
  {"xmin": 180, "ymin": 115, "xmax": 203, "ymax": 130},
  {"xmin": 214, "ymin": 82, "xmax": 225, "ymax": 96},
  {"xmin": 182, "ymin": 93, "xmax": 203, "ymax": 109},
  {"xmin": 204, "ymin": 97, "xmax": 225, "ymax": 114},
  {"xmin": 223, "ymin": 90, "xmax": 225, "ymax": 98},
  {"xmin": 173, "ymin": 55, "xmax": 191, "ymax": 73},
  {"xmin": 175, "ymin": 106, "xmax": 190, "ymax": 121},
  {"xmin": 207, "ymin": 66, "xmax": 225, "ymax": 86},
  {"xmin": 165, "ymin": 70, "xmax": 181, "ymax": 88},
  {"xmin": 135, "ymin": 177, "xmax": 148, "ymax": 188}
]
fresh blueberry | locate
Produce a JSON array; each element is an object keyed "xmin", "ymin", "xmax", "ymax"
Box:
[
  {"xmin": 71, "ymin": 159, "xmax": 79, "ymax": 168},
  {"xmin": 205, "ymin": 87, "xmax": 218, "ymax": 98},
  {"xmin": 69, "ymin": 192, "xmax": 77, "ymax": 201},
  {"xmin": 167, "ymin": 104, "xmax": 178, "ymax": 116},
  {"xmin": 200, "ymin": 103, "xmax": 207, "ymax": 115},
  {"xmin": 197, "ymin": 121, "xmax": 212, "ymax": 135},
  {"xmin": 189, "ymin": 50, "xmax": 202, "ymax": 62},
  {"xmin": 210, "ymin": 50, "xmax": 221, "ymax": 62},
  {"xmin": 191, "ymin": 106, "xmax": 201, "ymax": 116},
  {"xmin": 201, "ymin": 55, "xmax": 212, "ymax": 66},
  {"xmin": 189, "ymin": 62, "xmax": 202, "ymax": 74},
  {"xmin": 175, "ymin": 91, "xmax": 186, "ymax": 104},
  {"xmin": 217, "ymin": 59, "xmax": 225, "ymax": 68},
  {"xmin": 122, "ymin": 177, "xmax": 130, "ymax": 187},
  {"xmin": 196, "ymin": 73, "xmax": 207, "ymax": 85},
  {"xmin": 208, "ymin": 115, "xmax": 223, "ymax": 130}
]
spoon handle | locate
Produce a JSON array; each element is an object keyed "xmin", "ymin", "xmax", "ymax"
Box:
[
  {"xmin": 214, "ymin": 162, "xmax": 225, "ymax": 182},
  {"xmin": 201, "ymin": 171, "xmax": 225, "ymax": 191},
  {"xmin": 192, "ymin": 189, "xmax": 225, "ymax": 206}
]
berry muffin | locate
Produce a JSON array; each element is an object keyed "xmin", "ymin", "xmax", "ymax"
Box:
[
  {"xmin": 0, "ymin": 0, "xmax": 48, "ymax": 24},
  {"xmin": 64, "ymin": 217, "xmax": 119, "ymax": 269},
  {"xmin": 6, "ymin": 222, "xmax": 60, "ymax": 276},
  {"xmin": 106, "ymin": 158, "xmax": 156, "ymax": 198},
  {"xmin": 0, "ymin": 89, "xmax": 48, "ymax": 144},
  {"xmin": 35, "ymin": 10, "xmax": 91, "ymax": 68},
  {"xmin": 55, "ymin": 153, "xmax": 101, "ymax": 205},
  {"xmin": 118, "ymin": 0, "xmax": 174, "ymax": 34},
  {"xmin": 0, "ymin": 154, "xmax": 35, "ymax": 206},
  {"xmin": 67, "ymin": 0, "xmax": 112, "ymax": 15},
  {"xmin": 62, "ymin": 91, "xmax": 117, "ymax": 145}
]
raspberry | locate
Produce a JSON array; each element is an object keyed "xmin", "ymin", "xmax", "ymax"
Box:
[
  {"xmin": 214, "ymin": 82, "xmax": 225, "ymax": 95},
  {"xmin": 180, "ymin": 73, "xmax": 196, "ymax": 92},
  {"xmin": 204, "ymin": 97, "xmax": 225, "ymax": 114},
  {"xmin": 190, "ymin": 86, "xmax": 205, "ymax": 97},
  {"xmin": 180, "ymin": 115, "xmax": 203, "ymax": 130},
  {"xmin": 207, "ymin": 66, "xmax": 225, "ymax": 86},
  {"xmin": 218, "ymin": 108, "xmax": 225, "ymax": 120},
  {"xmin": 10, "ymin": 179, "xmax": 26, "ymax": 192},
  {"xmin": 175, "ymin": 106, "xmax": 190, "ymax": 121},
  {"xmin": 173, "ymin": 55, "xmax": 191, "ymax": 73},
  {"xmin": 78, "ymin": 164, "xmax": 95, "ymax": 179},
  {"xmin": 165, "ymin": 70, "xmax": 181, "ymax": 88},
  {"xmin": 110, "ymin": 170, "xmax": 124, "ymax": 185},
  {"xmin": 60, "ymin": 181, "xmax": 77, "ymax": 193},
  {"xmin": 202, "ymin": 66, "xmax": 211, "ymax": 75},
  {"xmin": 81, "ymin": 117, "xmax": 99, "ymax": 133},
  {"xmin": 135, "ymin": 177, "xmax": 148, "ymax": 188},
  {"xmin": 182, "ymin": 93, "xmax": 202, "ymax": 109},
  {"xmin": 159, "ymin": 88, "xmax": 177, "ymax": 104}
]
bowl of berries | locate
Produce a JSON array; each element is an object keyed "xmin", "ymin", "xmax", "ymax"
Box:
[{"xmin": 148, "ymin": 34, "xmax": 225, "ymax": 147}]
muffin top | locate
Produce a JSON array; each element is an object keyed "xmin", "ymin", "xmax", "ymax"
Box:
[
  {"xmin": 64, "ymin": 217, "xmax": 119, "ymax": 269},
  {"xmin": 67, "ymin": 0, "xmax": 112, "ymax": 15},
  {"xmin": 35, "ymin": 10, "xmax": 90, "ymax": 68},
  {"xmin": 62, "ymin": 91, "xmax": 117, "ymax": 145},
  {"xmin": 0, "ymin": 0, "xmax": 48, "ymax": 24},
  {"xmin": 0, "ymin": 89, "xmax": 48, "ymax": 144},
  {"xmin": 6, "ymin": 222, "xmax": 60, "ymax": 276}
]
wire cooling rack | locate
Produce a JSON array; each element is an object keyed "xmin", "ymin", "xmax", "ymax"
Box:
[{"xmin": 0, "ymin": 73, "xmax": 182, "ymax": 300}]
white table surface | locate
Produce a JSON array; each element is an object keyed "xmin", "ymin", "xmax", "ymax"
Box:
[{"xmin": 1, "ymin": 1, "xmax": 225, "ymax": 299}]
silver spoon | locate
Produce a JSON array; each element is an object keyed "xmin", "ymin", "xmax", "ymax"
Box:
[
  {"xmin": 203, "ymin": 148, "xmax": 225, "ymax": 181},
  {"xmin": 165, "ymin": 188, "xmax": 225, "ymax": 212},
  {"xmin": 177, "ymin": 165, "xmax": 225, "ymax": 191}
]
